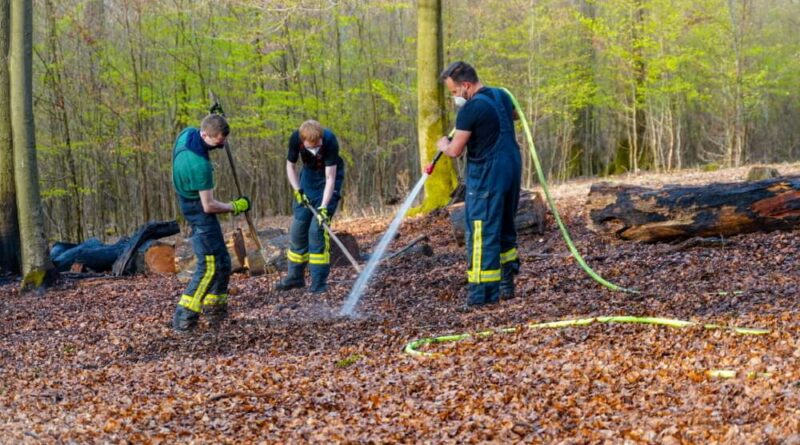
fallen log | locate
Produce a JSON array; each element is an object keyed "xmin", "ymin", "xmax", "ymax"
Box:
[
  {"xmin": 51, "ymin": 238, "xmax": 129, "ymax": 273},
  {"xmin": 50, "ymin": 242, "xmax": 78, "ymax": 260},
  {"xmin": 112, "ymin": 221, "xmax": 180, "ymax": 276},
  {"xmin": 586, "ymin": 175, "xmax": 800, "ymax": 243},
  {"xmin": 448, "ymin": 190, "xmax": 548, "ymax": 246}
]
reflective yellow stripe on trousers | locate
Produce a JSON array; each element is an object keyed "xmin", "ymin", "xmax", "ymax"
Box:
[
  {"xmin": 179, "ymin": 254, "xmax": 216, "ymax": 312},
  {"xmin": 500, "ymin": 248, "xmax": 518, "ymax": 264},
  {"xmin": 202, "ymin": 293, "xmax": 228, "ymax": 306},
  {"xmin": 309, "ymin": 229, "xmax": 331, "ymax": 265},
  {"xmin": 467, "ymin": 220, "xmax": 501, "ymax": 284},
  {"xmin": 287, "ymin": 250, "xmax": 309, "ymax": 264}
]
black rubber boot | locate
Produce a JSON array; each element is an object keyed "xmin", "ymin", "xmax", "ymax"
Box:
[
  {"xmin": 499, "ymin": 261, "xmax": 520, "ymax": 301},
  {"xmin": 308, "ymin": 266, "xmax": 329, "ymax": 294},
  {"xmin": 203, "ymin": 304, "xmax": 228, "ymax": 328},
  {"xmin": 466, "ymin": 283, "xmax": 500, "ymax": 306},
  {"xmin": 308, "ymin": 281, "xmax": 328, "ymax": 294},
  {"xmin": 276, "ymin": 263, "xmax": 306, "ymax": 291},
  {"xmin": 172, "ymin": 305, "xmax": 199, "ymax": 332}
]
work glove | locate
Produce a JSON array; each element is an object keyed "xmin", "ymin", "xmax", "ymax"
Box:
[
  {"xmin": 231, "ymin": 196, "xmax": 251, "ymax": 215},
  {"xmin": 315, "ymin": 206, "xmax": 330, "ymax": 226},
  {"xmin": 293, "ymin": 189, "xmax": 310, "ymax": 206}
]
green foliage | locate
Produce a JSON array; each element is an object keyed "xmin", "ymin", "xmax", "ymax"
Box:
[{"xmin": 27, "ymin": 0, "xmax": 800, "ymax": 238}]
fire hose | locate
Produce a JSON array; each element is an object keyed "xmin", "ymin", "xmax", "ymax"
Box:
[{"xmin": 404, "ymin": 88, "xmax": 773, "ymax": 379}]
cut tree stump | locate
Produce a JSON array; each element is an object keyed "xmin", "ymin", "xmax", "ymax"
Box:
[
  {"xmin": 448, "ymin": 190, "xmax": 548, "ymax": 245},
  {"xmin": 746, "ymin": 166, "xmax": 780, "ymax": 182},
  {"xmin": 586, "ymin": 175, "xmax": 800, "ymax": 243},
  {"xmin": 134, "ymin": 240, "xmax": 177, "ymax": 275},
  {"xmin": 230, "ymin": 229, "xmax": 247, "ymax": 271}
]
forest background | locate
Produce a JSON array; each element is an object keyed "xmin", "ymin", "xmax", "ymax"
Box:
[{"xmin": 30, "ymin": 0, "xmax": 800, "ymax": 242}]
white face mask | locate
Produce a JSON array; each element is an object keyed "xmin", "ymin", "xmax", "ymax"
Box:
[
  {"xmin": 304, "ymin": 143, "xmax": 322, "ymax": 156},
  {"xmin": 453, "ymin": 96, "xmax": 467, "ymax": 108}
]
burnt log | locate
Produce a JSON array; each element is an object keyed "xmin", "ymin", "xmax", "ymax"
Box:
[
  {"xmin": 329, "ymin": 232, "xmax": 361, "ymax": 269},
  {"xmin": 112, "ymin": 221, "xmax": 180, "ymax": 276},
  {"xmin": 586, "ymin": 176, "xmax": 800, "ymax": 243},
  {"xmin": 50, "ymin": 242, "xmax": 78, "ymax": 259},
  {"xmin": 51, "ymin": 238, "xmax": 129, "ymax": 272},
  {"xmin": 448, "ymin": 190, "xmax": 548, "ymax": 245}
]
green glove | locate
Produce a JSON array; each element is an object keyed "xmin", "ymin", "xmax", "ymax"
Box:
[
  {"xmin": 231, "ymin": 196, "xmax": 251, "ymax": 216},
  {"xmin": 316, "ymin": 206, "xmax": 330, "ymax": 226},
  {"xmin": 293, "ymin": 189, "xmax": 310, "ymax": 206}
]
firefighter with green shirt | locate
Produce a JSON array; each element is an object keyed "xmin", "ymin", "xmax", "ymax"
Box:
[{"xmin": 171, "ymin": 114, "xmax": 251, "ymax": 332}]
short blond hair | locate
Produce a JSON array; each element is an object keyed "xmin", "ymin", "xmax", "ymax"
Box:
[{"xmin": 299, "ymin": 120, "xmax": 323, "ymax": 144}]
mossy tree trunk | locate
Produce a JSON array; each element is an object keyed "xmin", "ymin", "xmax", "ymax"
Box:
[{"xmin": 415, "ymin": 0, "xmax": 456, "ymax": 213}]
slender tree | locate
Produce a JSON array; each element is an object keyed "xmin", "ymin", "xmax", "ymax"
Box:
[
  {"xmin": 0, "ymin": 0, "xmax": 20, "ymax": 274},
  {"xmin": 10, "ymin": 0, "xmax": 53, "ymax": 287},
  {"xmin": 415, "ymin": 0, "xmax": 456, "ymax": 213}
]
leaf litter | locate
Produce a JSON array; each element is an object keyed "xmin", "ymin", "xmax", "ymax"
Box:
[{"xmin": 2, "ymin": 167, "xmax": 800, "ymax": 443}]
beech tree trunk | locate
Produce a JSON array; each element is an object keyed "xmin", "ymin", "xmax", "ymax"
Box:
[
  {"xmin": 416, "ymin": 0, "xmax": 456, "ymax": 212},
  {"xmin": 10, "ymin": 0, "xmax": 53, "ymax": 286},
  {"xmin": 0, "ymin": 0, "xmax": 19, "ymax": 274},
  {"xmin": 586, "ymin": 176, "xmax": 800, "ymax": 242}
]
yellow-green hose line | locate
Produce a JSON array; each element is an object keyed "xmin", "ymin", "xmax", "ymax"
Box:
[
  {"xmin": 500, "ymin": 87, "xmax": 636, "ymax": 293},
  {"xmin": 403, "ymin": 90, "xmax": 773, "ymax": 380},
  {"xmin": 404, "ymin": 316, "xmax": 770, "ymax": 378}
]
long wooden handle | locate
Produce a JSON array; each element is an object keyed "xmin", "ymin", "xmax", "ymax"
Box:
[
  {"xmin": 305, "ymin": 203, "xmax": 361, "ymax": 273},
  {"xmin": 210, "ymin": 91, "xmax": 264, "ymax": 252}
]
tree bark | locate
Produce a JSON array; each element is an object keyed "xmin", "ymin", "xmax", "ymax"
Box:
[
  {"xmin": 416, "ymin": 0, "xmax": 456, "ymax": 213},
  {"xmin": 586, "ymin": 176, "xmax": 800, "ymax": 243},
  {"xmin": 11, "ymin": 0, "xmax": 53, "ymax": 286},
  {"xmin": 0, "ymin": 0, "xmax": 20, "ymax": 274}
]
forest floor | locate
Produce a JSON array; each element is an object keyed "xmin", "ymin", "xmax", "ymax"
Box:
[{"xmin": 2, "ymin": 164, "xmax": 800, "ymax": 443}]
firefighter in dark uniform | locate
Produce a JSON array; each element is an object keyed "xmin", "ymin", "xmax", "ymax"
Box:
[
  {"xmin": 275, "ymin": 120, "xmax": 345, "ymax": 294},
  {"xmin": 171, "ymin": 114, "xmax": 251, "ymax": 331},
  {"xmin": 436, "ymin": 61, "xmax": 522, "ymax": 306}
]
